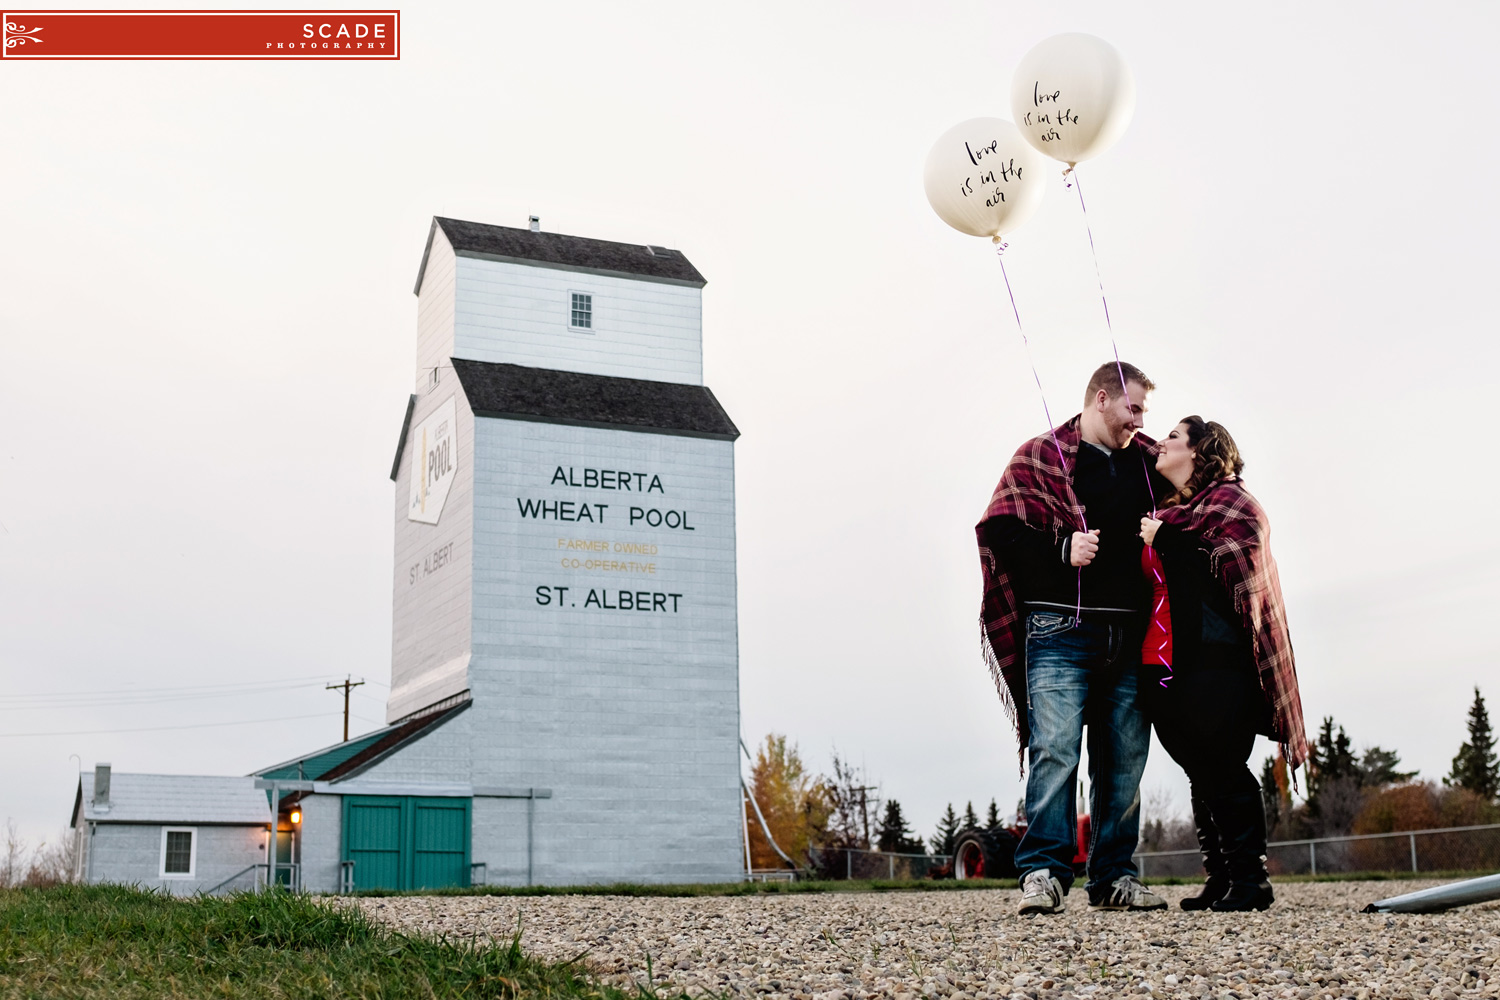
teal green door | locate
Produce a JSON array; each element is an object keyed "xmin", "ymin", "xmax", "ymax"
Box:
[
  {"xmin": 412, "ymin": 799, "xmax": 469, "ymax": 889},
  {"xmin": 343, "ymin": 796, "xmax": 470, "ymax": 891},
  {"xmin": 345, "ymin": 797, "xmax": 405, "ymax": 890}
]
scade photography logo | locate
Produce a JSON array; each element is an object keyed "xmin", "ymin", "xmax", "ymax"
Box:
[{"xmin": 0, "ymin": 10, "xmax": 399, "ymax": 59}]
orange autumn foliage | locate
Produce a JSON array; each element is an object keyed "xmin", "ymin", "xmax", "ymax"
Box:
[{"xmin": 744, "ymin": 734, "xmax": 829, "ymax": 870}]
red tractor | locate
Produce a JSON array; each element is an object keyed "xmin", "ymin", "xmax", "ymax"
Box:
[{"xmin": 947, "ymin": 814, "xmax": 1090, "ymax": 880}]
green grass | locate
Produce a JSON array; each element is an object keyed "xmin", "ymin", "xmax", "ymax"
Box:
[{"xmin": 0, "ymin": 884, "xmax": 683, "ymax": 999}]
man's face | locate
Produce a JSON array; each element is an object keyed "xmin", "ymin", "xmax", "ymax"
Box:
[{"xmin": 1097, "ymin": 380, "xmax": 1150, "ymax": 448}]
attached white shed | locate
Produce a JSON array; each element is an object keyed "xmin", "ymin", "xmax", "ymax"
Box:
[{"xmin": 71, "ymin": 764, "xmax": 272, "ymax": 894}]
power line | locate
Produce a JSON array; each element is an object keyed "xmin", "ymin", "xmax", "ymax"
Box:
[
  {"xmin": 0, "ymin": 675, "xmax": 387, "ymax": 710},
  {"xmin": 0, "ymin": 677, "xmax": 332, "ymax": 700},
  {"xmin": 0, "ymin": 712, "xmax": 336, "ymax": 739},
  {"xmin": 0, "ymin": 684, "xmax": 325, "ymax": 711}
]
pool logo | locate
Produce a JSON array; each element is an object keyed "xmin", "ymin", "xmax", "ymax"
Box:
[{"xmin": 408, "ymin": 396, "xmax": 458, "ymax": 525}]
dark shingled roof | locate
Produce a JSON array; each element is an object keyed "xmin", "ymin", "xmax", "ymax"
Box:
[
  {"xmin": 415, "ymin": 217, "xmax": 706, "ymax": 293},
  {"xmin": 255, "ymin": 701, "xmax": 471, "ymax": 783},
  {"xmin": 451, "ymin": 358, "xmax": 739, "ymax": 441}
]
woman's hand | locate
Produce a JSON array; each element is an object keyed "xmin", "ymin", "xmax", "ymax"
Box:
[{"xmin": 1140, "ymin": 517, "xmax": 1163, "ymax": 547}]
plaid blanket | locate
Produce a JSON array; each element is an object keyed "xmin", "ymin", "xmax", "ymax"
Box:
[
  {"xmin": 975, "ymin": 416, "xmax": 1158, "ymax": 771},
  {"xmin": 1157, "ymin": 478, "xmax": 1309, "ymax": 769}
]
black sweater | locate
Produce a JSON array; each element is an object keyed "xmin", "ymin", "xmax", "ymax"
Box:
[
  {"xmin": 1151, "ymin": 521, "xmax": 1248, "ymax": 662},
  {"xmin": 1148, "ymin": 521, "xmax": 1271, "ymax": 734},
  {"xmin": 983, "ymin": 439, "xmax": 1169, "ymax": 619}
]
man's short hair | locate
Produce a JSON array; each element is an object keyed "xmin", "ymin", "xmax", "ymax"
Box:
[{"xmin": 1084, "ymin": 362, "xmax": 1155, "ymax": 406}]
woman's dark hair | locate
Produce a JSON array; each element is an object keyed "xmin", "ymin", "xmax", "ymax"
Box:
[{"xmin": 1164, "ymin": 415, "xmax": 1245, "ymax": 506}]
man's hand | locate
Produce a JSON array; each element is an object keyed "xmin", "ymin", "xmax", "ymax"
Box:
[
  {"xmin": 1070, "ymin": 529, "xmax": 1100, "ymax": 567},
  {"xmin": 1140, "ymin": 517, "xmax": 1162, "ymax": 547}
]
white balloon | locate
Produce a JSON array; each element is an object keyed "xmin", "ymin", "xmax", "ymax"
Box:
[
  {"xmin": 1010, "ymin": 33, "xmax": 1136, "ymax": 166},
  {"xmin": 923, "ymin": 118, "xmax": 1047, "ymax": 240}
]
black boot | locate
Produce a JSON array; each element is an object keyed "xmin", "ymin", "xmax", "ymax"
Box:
[
  {"xmin": 1180, "ymin": 792, "xmax": 1230, "ymax": 911},
  {"xmin": 1209, "ymin": 791, "xmax": 1274, "ymax": 912}
]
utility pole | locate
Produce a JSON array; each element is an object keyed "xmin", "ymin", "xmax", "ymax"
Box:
[{"xmin": 326, "ymin": 676, "xmax": 365, "ymax": 742}]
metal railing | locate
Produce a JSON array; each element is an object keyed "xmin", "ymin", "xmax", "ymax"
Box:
[
  {"xmin": 1133, "ymin": 822, "xmax": 1500, "ymax": 878},
  {"xmin": 203, "ymin": 862, "xmax": 301, "ymax": 895},
  {"xmin": 339, "ymin": 860, "xmax": 356, "ymax": 894}
]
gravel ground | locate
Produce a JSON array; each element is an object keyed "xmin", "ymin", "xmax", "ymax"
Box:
[{"xmin": 360, "ymin": 881, "xmax": 1500, "ymax": 999}]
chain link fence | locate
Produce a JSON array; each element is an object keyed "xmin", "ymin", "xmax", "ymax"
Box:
[
  {"xmin": 1133, "ymin": 823, "xmax": 1500, "ymax": 878},
  {"xmin": 764, "ymin": 823, "xmax": 1500, "ymax": 882},
  {"xmin": 792, "ymin": 848, "xmax": 952, "ymax": 881}
]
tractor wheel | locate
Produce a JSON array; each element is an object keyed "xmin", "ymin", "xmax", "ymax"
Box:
[{"xmin": 951, "ymin": 827, "xmax": 1021, "ymax": 880}]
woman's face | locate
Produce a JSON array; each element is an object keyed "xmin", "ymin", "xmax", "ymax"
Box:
[{"xmin": 1156, "ymin": 422, "xmax": 1196, "ymax": 487}]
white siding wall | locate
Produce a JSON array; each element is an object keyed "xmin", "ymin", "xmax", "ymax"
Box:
[
  {"xmin": 357, "ymin": 710, "xmax": 472, "ymax": 784},
  {"xmin": 466, "ymin": 417, "xmax": 742, "ymax": 883},
  {"xmin": 86, "ymin": 824, "xmax": 266, "ymax": 894},
  {"xmin": 453, "ymin": 258, "xmax": 703, "ymax": 385},
  {"xmin": 471, "ymin": 796, "xmax": 530, "ymax": 886},
  {"xmin": 389, "ymin": 385, "xmax": 475, "ymax": 721},
  {"xmin": 414, "ymin": 228, "xmax": 457, "ymax": 392},
  {"xmin": 297, "ymin": 794, "xmax": 343, "ymax": 893}
]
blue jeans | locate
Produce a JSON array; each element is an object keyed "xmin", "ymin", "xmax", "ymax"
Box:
[{"xmin": 1014, "ymin": 611, "xmax": 1150, "ymax": 894}]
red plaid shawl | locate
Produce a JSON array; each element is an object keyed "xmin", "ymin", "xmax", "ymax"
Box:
[
  {"xmin": 1157, "ymin": 478, "xmax": 1309, "ymax": 769},
  {"xmin": 975, "ymin": 416, "xmax": 1159, "ymax": 770}
]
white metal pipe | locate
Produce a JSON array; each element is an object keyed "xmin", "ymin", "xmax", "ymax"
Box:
[
  {"xmin": 740, "ymin": 776, "xmax": 797, "ymax": 869},
  {"xmin": 1364, "ymin": 873, "xmax": 1500, "ymax": 913},
  {"xmin": 741, "ymin": 788, "xmax": 754, "ymax": 876}
]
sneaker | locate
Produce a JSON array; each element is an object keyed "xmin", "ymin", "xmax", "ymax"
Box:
[
  {"xmin": 1018, "ymin": 868, "xmax": 1066, "ymax": 915},
  {"xmin": 1088, "ymin": 875, "xmax": 1168, "ymax": 911}
]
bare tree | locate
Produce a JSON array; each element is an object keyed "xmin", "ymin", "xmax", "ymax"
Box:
[
  {"xmin": 2, "ymin": 819, "xmax": 26, "ymax": 888},
  {"xmin": 0, "ymin": 821, "xmax": 80, "ymax": 888},
  {"xmin": 1139, "ymin": 786, "xmax": 1196, "ymax": 853},
  {"xmin": 25, "ymin": 830, "xmax": 79, "ymax": 887},
  {"xmin": 821, "ymin": 752, "xmax": 879, "ymax": 850}
]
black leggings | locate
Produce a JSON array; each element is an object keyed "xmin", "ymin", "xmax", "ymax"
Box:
[{"xmin": 1144, "ymin": 647, "xmax": 1264, "ymax": 797}]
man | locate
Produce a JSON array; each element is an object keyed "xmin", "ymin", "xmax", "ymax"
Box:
[{"xmin": 976, "ymin": 362, "xmax": 1171, "ymax": 915}]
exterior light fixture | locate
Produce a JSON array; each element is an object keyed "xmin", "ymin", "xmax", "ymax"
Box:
[{"xmin": 290, "ymin": 810, "xmax": 301, "ymax": 825}]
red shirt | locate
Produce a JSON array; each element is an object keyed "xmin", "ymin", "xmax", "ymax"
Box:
[{"xmin": 1141, "ymin": 544, "xmax": 1172, "ymax": 669}]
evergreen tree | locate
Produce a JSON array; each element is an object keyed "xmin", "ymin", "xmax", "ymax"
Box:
[
  {"xmin": 930, "ymin": 803, "xmax": 960, "ymax": 857},
  {"xmin": 876, "ymin": 799, "xmax": 925, "ymax": 854},
  {"xmin": 985, "ymin": 798, "xmax": 1001, "ymax": 830},
  {"xmin": 1446, "ymin": 687, "xmax": 1499, "ymax": 802},
  {"xmin": 1358, "ymin": 746, "xmax": 1417, "ymax": 788},
  {"xmin": 962, "ymin": 801, "xmax": 980, "ymax": 830},
  {"xmin": 1307, "ymin": 716, "xmax": 1360, "ymax": 825},
  {"xmin": 1312, "ymin": 717, "xmax": 1358, "ymax": 782}
]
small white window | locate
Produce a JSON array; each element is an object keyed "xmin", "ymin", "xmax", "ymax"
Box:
[
  {"xmin": 569, "ymin": 292, "xmax": 593, "ymax": 331},
  {"xmin": 159, "ymin": 827, "xmax": 197, "ymax": 878}
]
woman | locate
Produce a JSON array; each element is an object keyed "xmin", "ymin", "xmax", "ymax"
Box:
[{"xmin": 1139, "ymin": 417, "xmax": 1308, "ymax": 912}]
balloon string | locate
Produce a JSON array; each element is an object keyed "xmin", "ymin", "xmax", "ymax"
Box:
[
  {"xmin": 995, "ymin": 242, "xmax": 1085, "ymax": 623},
  {"xmin": 1068, "ymin": 167, "xmax": 1158, "ymax": 518}
]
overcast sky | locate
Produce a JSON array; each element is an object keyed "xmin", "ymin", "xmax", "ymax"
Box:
[{"xmin": 3, "ymin": 0, "xmax": 1498, "ymax": 853}]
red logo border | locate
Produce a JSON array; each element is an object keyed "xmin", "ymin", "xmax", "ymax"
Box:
[{"xmin": 1, "ymin": 9, "xmax": 401, "ymax": 60}]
